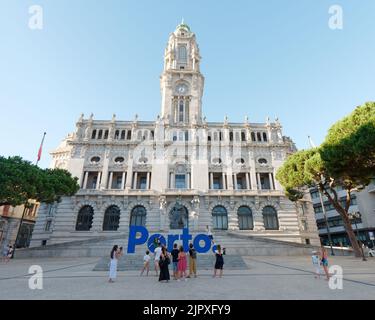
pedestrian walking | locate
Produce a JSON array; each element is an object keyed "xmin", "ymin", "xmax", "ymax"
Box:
[
  {"xmin": 171, "ymin": 243, "xmax": 179, "ymax": 280},
  {"xmin": 320, "ymin": 247, "xmax": 330, "ymax": 281},
  {"xmin": 311, "ymin": 250, "xmax": 321, "ymax": 279},
  {"xmin": 158, "ymin": 246, "xmax": 171, "ymax": 282},
  {"xmin": 177, "ymin": 246, "xmax": 188, "ymax": 281},
  {"xmin": 140, "ymin": 250, "xmax": 151, "ymax": 276},
  {"xmin": 213, "ymin": 244, "xmax": 224, "ymax": 278},
  {"xmin": 187, "ymin": 243, "xmax": 197, "ymax": 278},
  {"xmin": 108, "ymin": 245, "xmax": 119, "ymax": 283}
]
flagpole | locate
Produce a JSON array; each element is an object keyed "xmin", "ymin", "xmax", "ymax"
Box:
[{"xmin": 36, "ymin": 132, "xmax": 47, "ymax": 166}]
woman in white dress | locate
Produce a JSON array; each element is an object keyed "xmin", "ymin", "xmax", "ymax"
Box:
[{"xmin": 109, "ymin": 245, "xmax": 119, "ymax": 283}]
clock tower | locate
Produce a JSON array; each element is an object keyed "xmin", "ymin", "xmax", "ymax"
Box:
[{"xmin": 160, "ymin": 21, "xmax": 204, "ymax": 126}]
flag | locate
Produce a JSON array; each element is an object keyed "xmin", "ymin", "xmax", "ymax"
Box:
[{"xmin": 37, "ymin": 132, "xmax": 46, "ymax": 163}]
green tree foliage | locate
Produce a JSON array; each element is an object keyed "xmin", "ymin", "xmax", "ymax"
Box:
[
  {"xmin": 0, "ymin": 156, "xmax": 79, "ymax": 207},
  {"xmin": 276, "ymin": 102, "xmax": 375, "ymax": 258}
]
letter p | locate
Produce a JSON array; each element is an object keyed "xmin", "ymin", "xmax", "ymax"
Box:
[{"xmin": 127, "ymin": 226, "xmax": 148, "ymax": 253}]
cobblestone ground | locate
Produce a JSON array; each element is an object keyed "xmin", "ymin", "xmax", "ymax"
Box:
[{"xmin": 0, "ymin": 255, "xmax": 374, "ymax": 299}]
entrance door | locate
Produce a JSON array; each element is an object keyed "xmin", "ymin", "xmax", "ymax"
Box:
[{"xmin": 169, "ymin": 204, "xmax": 188, "ymax": 229}]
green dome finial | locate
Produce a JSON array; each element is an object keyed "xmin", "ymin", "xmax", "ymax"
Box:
[{"xmin": 176, "ymin": 18, "xmax": 190, "ymax": 32}]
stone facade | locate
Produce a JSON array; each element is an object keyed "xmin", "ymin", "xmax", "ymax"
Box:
[{"xmin": 30, "ymin": 22, "xmax": 320, "ymax": 248}]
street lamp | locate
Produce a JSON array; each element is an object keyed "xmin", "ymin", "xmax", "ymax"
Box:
[{"xmin": 349, "ymin": 211, "xmax": 367, "ymax": 261}]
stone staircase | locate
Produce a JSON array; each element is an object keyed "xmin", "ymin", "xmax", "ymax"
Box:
[
  {"xmin": 93, "ymin": 254, "xmax": 248, "ymax": 271},
  {"xmin": 16, "ymin": 230, "xmax": 318, "ymax": 259}
]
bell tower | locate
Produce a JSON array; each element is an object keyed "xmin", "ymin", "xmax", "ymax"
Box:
[{"xmin": 160, "ymin": 20, "xmax": 204, "ymax": 126}]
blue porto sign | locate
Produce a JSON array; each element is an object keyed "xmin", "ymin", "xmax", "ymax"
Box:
[{"xmin": 127, "ymin": 226, "xmax": 216, "ymax": 254}]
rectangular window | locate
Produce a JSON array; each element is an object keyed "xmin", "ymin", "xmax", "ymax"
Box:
[
  {"xmin": 45, "ymin": 220, "xmax": 52, "ymax": 232},
  {"xmin": 139, "ymin": 177, "xmax": 147, "ymax": 190},
  {"xmin": 175, "ymin": 174, "xmax": 186, "ymax": 189}
]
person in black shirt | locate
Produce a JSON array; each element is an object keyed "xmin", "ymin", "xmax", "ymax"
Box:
[
  {"xmin": 187, "ymin": 243, "xmax": 197, "ymax": 278},
  {"xmin": 171, "ymin": 243, "xmax": 180, "ymax": 280}
]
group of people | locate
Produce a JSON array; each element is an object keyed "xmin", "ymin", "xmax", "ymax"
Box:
[
  {"xmin": 108, "ymin": 226, "xmax": 226, "ymax": 283},
  {"xmin": 1, "ymin": 244, "xmax": 14, "ymax": 263}
]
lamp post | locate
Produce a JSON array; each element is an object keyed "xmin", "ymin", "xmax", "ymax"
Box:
[{"xmin": 349, "ymin": 212, "xmax": 367, "ymax": 261}]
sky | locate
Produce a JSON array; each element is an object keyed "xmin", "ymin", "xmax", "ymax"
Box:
[{"xmin": 1, "ymin": 0, "xmax": 375, "ymax": 168}]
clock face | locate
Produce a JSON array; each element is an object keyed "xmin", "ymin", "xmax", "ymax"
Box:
[{"xmin": 176, "ymin": 84, "xmax": 188, "ymax": 95}]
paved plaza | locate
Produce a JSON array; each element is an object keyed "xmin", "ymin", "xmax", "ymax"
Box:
[{"xmin": 1, "ymin": 255, "xmax": 374, "ymax": 300}]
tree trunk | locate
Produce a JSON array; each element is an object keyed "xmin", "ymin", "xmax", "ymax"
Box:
[
  {"xmin": 321, "ymin": 186, "xmax": 362, "ymax": 257},
  {"xmin": 333, "ymin": 204, "xmax": 362, "ymax": 258}
]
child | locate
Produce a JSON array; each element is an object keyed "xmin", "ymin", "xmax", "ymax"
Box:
[
  {"xmin": 141, "ymin": 250, "xmax": 151, "ymax": 276},
  {"xmin": 177, "ymin": 246, "xmax": 188, "ymax": 281},
  {"xmin": 311, "ymin": 250, "xmax": 321, "ymax": 279}
]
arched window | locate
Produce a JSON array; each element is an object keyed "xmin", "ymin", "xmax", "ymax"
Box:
[
  {"xmin": 257, "ymin": 132, "xmax": 262, "ymax": 142},
  {"xmin": 98, "ymin": 130, "xmax": 103, "ymax": 139},
  {"xmin": 212, "ymin": 206, "xmax": 228, "ymax": 230},
  {"xmin": 103, "ymin": 205, "xmax": 120, "ymax": 231},
  {"xmin": 262, "ymin": 206, "xmax": 279, "ymax": 230},
  {"xmin": 130, "ymin": 206, "xmax": 147, "ymax": 227},
  {"xmin": 241, "ymin": 131, "xmax": 246, "ymax": 141},
  {"xmin": 121, "ymin": 130, "xmax": 126, "ymax": 140},
  {"xmin": 114, "ymin": 130, "xmax": 120, "ymax": 140},
  {"xmin": 126, "ymin": 130, "xmax": 132, "ymax": 140},
  {"xmin": 263, "ymin": 132, "xmax": 268, "ymax": 142},
  {"xmin": 75, "ymin": 206, "xmax": 94, "ymax": 231},
  {"xmin": 91, "ymin": 130, "xmax": 97, "ymax": 139},
  {"xmin": 251, "ymin": 132, "xmax": 256, "ymax": 142},
  {"xmin": 238, "ymin": 206, "xmax": 253, "ymax": 230},
  {"xmin": 178, "ymin": 45, "xmax": 187, "ymax": 62},
  {"xmin": 104, "ymin": 130, "xmax": 109, "ymax": 139}
]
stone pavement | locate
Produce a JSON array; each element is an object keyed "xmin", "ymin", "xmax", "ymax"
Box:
[{"xmin": 0, "ymin": 255, "xmax": 374, "ymax": 300}]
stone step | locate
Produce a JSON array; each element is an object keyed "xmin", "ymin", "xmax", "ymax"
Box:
[{"xmin": 93, "ymin": 254, "xmax": 248, "ymax": 271}]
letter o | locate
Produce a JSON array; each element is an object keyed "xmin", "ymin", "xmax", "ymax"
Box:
[
  {"xmin": 147, "ymin": 234, "xmax": 167, "ymax": 252},
  {"xmin": 193, "ymin": 234, "xmax": 212, "ymax": 253}
]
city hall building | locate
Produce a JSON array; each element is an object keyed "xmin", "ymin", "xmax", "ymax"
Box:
[{"xmin": 30, "ymin": 22, "xmax": 319, "ymax": 249}]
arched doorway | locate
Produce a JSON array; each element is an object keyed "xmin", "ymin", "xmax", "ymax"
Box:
[
  {"xmin": 169, "ymin": 203, "xmax": 188, "ymax": 229},
  {"xmin": 103, "ymin": 205, "xmax": 120, "ymax": 231},
  {"xmin": 75, "ymin": 205, "xmax": 94, "ymax": 231}
]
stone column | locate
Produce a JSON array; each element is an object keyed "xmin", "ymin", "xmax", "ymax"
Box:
[
  {"xmin": 187, "ymin": 173, "xmax": 191, "ymax": 189},
  {"xmin": 222, "ymin": 172, "xmax": 226, "ymax": 190},
  {"xmin": 209, "ymin": 172, "xmax": 213, "ymax": 189},
  {"xmin": 246, "ymin": 173, "xmax": 250, "ymax": 190},
  {"xmin": 171, "ymin": 173, "xmax": 175, "ymax": 189},
  {"xmin": 121, "ymin": 172, "xmax": 126, "ymax": 190},
  {"xmin": 133, "ymin": 172, "xmax": 138, "ymax": 189},
  {"xmin": 82, "ymin": 172, "xmax": 88, "ymax": 189},
  {"xmin": 256, "ymin": 173, "xmax": 261, "ymax": 190},
  {"xmin": 269, "ymin": 172, "xmax": 274, "ymax": 190},
  {"xmin": 233, "ymin": 174, "xmax": 238, "ymax": 190},
  {"xmin": 146, "ymin": 172, "xmax": 150, "ymax": 190},
  {"xmin": 96, "ymin": 172, "xmax": 102, "ymax": 190},
  {"xmin": 108, "ymin": 172, "xmax": 114, "ymax": 190}
]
